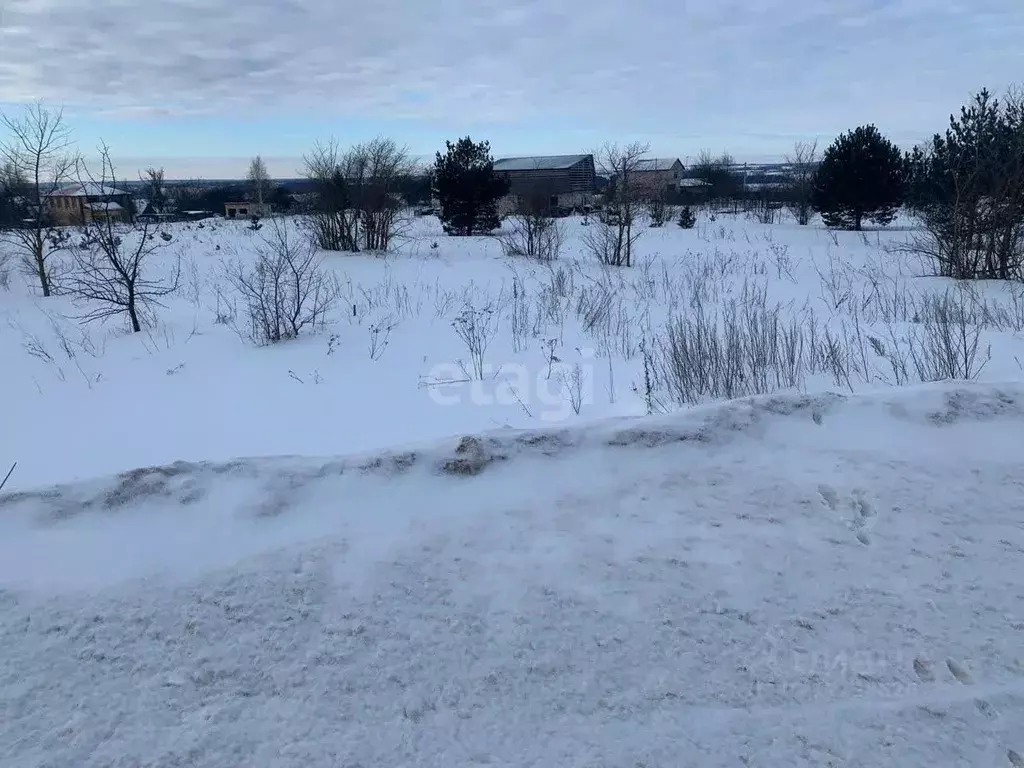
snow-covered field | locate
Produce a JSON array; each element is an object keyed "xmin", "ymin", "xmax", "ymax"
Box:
[
  {"xmin": 2, "ymin": 212, "xmax": 1023, "ymax": 766},
  {"xmin": 3, "ymin": 213, "xmax": 1023, "ymax": 492}
]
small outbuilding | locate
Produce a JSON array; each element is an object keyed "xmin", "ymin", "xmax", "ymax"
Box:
[{"xmin": 224, "ymin": 202, "xmax": 272, "ymax": 219}]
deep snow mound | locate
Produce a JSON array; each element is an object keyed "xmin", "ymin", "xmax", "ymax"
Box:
[
  {"xmin": 2, "ymin": 382, "xmax": 1024, "ymax": 767},
  {"xmin": 3, "ymin": 381, "xmax": 1020, "ymax": 521}
]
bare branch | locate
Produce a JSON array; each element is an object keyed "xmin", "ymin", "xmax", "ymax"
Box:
[
  {"xmin": 225, "ymin": 217, "xmax": 339, "ymax": 344},
  {"xmin": 302, "ymin": 138, "xmax": 358, "ymax": 252},
  {"xmin": 784, "ymin": 140, "xmax": 819, "ymax": 225},
  {"xmin": 0, "ymin": 462, "xmax": 16, "ymax": 494},
  {"xmin": 66, "ymin": 143, "xmax": 180, "ymax": 332},
  {"xmin": 498, "ymin": 193, "xmax": 566, "ymax": 261},
  {"xmin": 584, "ymin": 142, "xmax": 649, "ymax": 267},
  {"xmin": 645, "ymin": 188, "xmax": 670, "ymax": 227},
  {"xmin": 302, "ymin": 136, "xmax": 414, "ymax": 253},
  {"xmin": 0, "ymin": 101, "xmax": 80, "ymax": 296},
  {"xmin": 691, "ymin": 150, "xmax": 741, "ymax": 209},
  {"xmin": 355, "ymin": 137, "xmax": 415, "ymax": 252},
  {"xmin": 141, "ymin": 167, "xmax": 167, "ymax": 214}
]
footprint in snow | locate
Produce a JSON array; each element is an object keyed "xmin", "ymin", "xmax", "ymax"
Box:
[
  {"xmin": 974, "ymin": 698, "xmax": 997, "ymax": 718},
  {"xmin": 946, "ymin": 658, "xmax": 972, "ymax": 684},
  {"xmin": 849, "ymin": 491, "xmax": 879, "ymax": 546},
  {"xmin": 853, "ymin": 491, "xmax": 876, "ymax": 519},
  {"xmin": 1008, "ymin": 750, "xmax": 1024, "ymax": 768},
  {"xmin": 913, "ymin": 658, "xmax": 935, "ymax": 682},
  {"xmin": 817, "ymin": 485, "xmax": 840, "ymax": 511}
]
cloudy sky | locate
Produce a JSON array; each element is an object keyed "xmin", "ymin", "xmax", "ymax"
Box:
[{"xmin": 1, "ymin": 0, "xmax": 1021, "ymax": 178}]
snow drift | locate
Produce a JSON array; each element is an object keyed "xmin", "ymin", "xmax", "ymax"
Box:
[{"xmin": 2, "ymin": 382, "xmax": 1023, "ymax": 767}]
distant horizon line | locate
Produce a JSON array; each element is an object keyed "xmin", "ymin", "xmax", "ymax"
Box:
[
  {"xmin": 90, "ymin": 153, "xmax": 792, "ymax": 183},
  {"xmin": 103, "ymin": 158, "xmax": 795, "ymax": 186}
]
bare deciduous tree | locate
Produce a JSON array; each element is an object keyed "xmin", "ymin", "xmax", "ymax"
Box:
[
  {"xmin": 784, "ymin": 140, "xmax": 818, "ymax": 225},
  {"xmin": 302, "ymin": 137, "xmax": 412, "ymax": 253},
  {"xmin": 225, "ymin": 217, "xmax": 339, "ymax": 344},
  {"xmin": 247, "ymin": 155, "xmax": 272, "ymax": 210},
  {"xmin": 692, "ymin": 150, "xmax": 740, "ymax": 207},
  {"xmin": 0, "ymin": 102, "xmax": 79, "ymax": 296},
  {"xmin": 583, "ymin": 142, "xmax": 649, "ymax": 267},
  {"xmin": 303, "ymin": 138, "xmax": 359, "ymax": 252},
  {"xmin": 67, "ymin": 145, "xmax": 180, "ymax": 332},
  {"xmin": 749, "ymin": 191, "xmax": 781, "ymax": 225},
  {"xmin": 646, "ymin": 188, "xmax": 670, "ymax": 227},
  {"xmin": 142, "ymin": 167, "xmax": 167, "ymax": 214},
  {"xmin": 353, "ymin": 137, "xmax": 413, "ymax": 251},
  {"xmin": 498, "ymin": 192, "xmax": 565, "ymax": 261}
]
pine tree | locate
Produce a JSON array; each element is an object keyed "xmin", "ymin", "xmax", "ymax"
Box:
[
  {"xmin": 902, "ymin": 145, "xmax": 931, "ymax": 214},
  {"xmin": 432, "ymin": 137, "xmax": 509, "ymax": 236},
  {"xmin": 912, "ymin": 89, "xmax": 1024, "ymax": 279},
  {"xmin": 812, "ymin": 125, "xmax": 905, "ymax": 230},
  {"xmin": 0, "ymin": 161, "xmax": 28, "ymax": 229}
]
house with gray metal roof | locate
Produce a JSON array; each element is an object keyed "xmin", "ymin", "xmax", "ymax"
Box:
[
  {"xmin": 493, "ymin": 154, "xmax": 596, "ymax": 212},
  {"xmin": 633, "ymin": 158, "xmax": 685, "ymax": 196}
]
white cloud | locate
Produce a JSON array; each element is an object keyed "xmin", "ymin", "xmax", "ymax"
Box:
[
  {"xmin": 1, "ymin": 0, "xmax": 1021, "ymax": 146},
  {"xmin": 93, "ymin": 155, "xmax": 306, "ymax": 180},
  {"xmin": 96, "ymin": 106, "xmax": 176, "ymax": 119}
]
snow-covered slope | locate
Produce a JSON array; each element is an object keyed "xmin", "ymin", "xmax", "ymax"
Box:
[
  {"xmin": 2, "ymin": 382, "xmax": 1023, "ymax": 767},
  {"xmin": 4, "ymin": 214, "xmax": 1024, "ymax": 494}
]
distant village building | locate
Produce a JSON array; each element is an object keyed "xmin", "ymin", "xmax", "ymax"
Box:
[
  {"xmin": 493, "ymin": 154, "xmax": 597, "ymax": 213},
  {"xmin": 45, "ymin": 183, "xmax": 133, "ymax": 226},
  {"xmin": 632, "ymin": 158, "xmax": 685, "ymax": 197},
  {"xmin": 135, "ymin": 199, "xmax": 178, "ymax": 223},
  {"xmin": 677, "ymin": 176, "xmax": 712, "ymax": 204},
  {"xmin": 224, "ymin": 201, "xmax": 273, "ymax": 219}
]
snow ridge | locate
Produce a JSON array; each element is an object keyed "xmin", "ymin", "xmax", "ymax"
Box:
[
  {"xmin": 3, "ymin": 381, "xmax": 1020, "ymax": 521},
  {"xmin": 1, "ymin": 382, "xmax": 1023, "ymax": 767}
]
